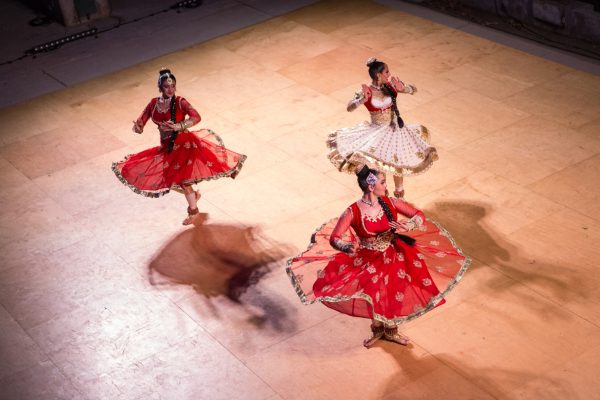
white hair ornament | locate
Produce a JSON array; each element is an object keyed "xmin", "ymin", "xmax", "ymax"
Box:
[
  {"xmin": 158, "ymin": 73, "xmax": 174, "ymax": 87},
  {"xmin": 366, "ymin": 57, "xmax": 378, "ymax": 66},
  {"xmin": 366, "ymin": 172, "xmax": 378, "ymax": 186}
]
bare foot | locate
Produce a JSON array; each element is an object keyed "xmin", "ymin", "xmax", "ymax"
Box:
[
  {"xmin": 384, "ymin": 326, "xmax": 410, "ymax": 346},
  {"xmin": 363, "ymin": 323, "xmax": 384, "ymax": 348}
]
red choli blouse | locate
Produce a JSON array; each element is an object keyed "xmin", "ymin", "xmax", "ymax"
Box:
[
  {"xmin": 359, "ymin": 78, "xmax": 407, "ymax": 112},
  {"xmin": 329, "ymin": 196, "xmax": 425, "ymax": 245},
  {"xmin": 136, "ymin": 96, "xmax": 201, "ymax": 127}
]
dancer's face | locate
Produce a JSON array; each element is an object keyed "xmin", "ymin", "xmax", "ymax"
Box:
[
  {"xmin": 377, "ymin": 65, "xmax": 390, "ymax": 84},
  {"xmin": 370, "ymin": 173, "xmax": 387, "ymax": 196},
  {"xmin": 160, "ymin": 80, "xmax": 176, "ymax": 98}
]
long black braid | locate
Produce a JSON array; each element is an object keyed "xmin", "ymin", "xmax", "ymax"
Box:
[
  {"xmin": 381, "ymin": 83, "xmax": 404, "ymax": 129},
  {"xmin": 378, "ymin": 197, "xmax": 415, "ymax": 246},
  {"xmin": 166, "ymin": 96, "xmax": 178, "ymax": 153},
  {"xmin": 378, "ymin": 196, "xmax": 395, "ymax": 225}
]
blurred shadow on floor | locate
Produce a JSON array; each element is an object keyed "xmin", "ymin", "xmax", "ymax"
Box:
[{"xmin": 148, "ymin": 213, "xmax": 294, "ymax": 304}]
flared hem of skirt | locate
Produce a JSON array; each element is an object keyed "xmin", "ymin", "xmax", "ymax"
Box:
[
  {"xmin": 326, "ymin": 127, "xmax": 438, "ymax": 177},
  {"xmin": 285, "ymin": 219, "xmax": 470, "ymax": 326},
  {"xmin": 111, "ymin": 153, "xmax": 247, "ymax": 198}
]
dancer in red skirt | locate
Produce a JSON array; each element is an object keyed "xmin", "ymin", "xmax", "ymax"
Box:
[
  {"xmin": 112, "ymin": 69, "xmax": 246, "ymax": 225},
  {"xmin": 287, "ymin": 165, "xmax": 470, "ymax": 347}
]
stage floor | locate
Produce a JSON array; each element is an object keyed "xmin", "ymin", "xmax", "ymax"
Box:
[{"xmin": 1, "ymin": 0, "xmax": 599, "ymax": 399}]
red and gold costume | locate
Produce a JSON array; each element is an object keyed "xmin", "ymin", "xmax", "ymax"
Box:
[
  {"xmin": 287, "ymin": 196, "xmax": 469, "ymax": 324},
  {"xmin": 112, "ymin": 96, "xmax": 246, "ymax": 197}
]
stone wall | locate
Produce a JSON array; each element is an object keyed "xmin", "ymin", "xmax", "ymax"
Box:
[
  {"xmin": 22, "ymin": 0, "xmax": 111, "ymax": 26},
  {"xmin": 408, "ymin": 0, "xmax": 600, "ymax": 45}
]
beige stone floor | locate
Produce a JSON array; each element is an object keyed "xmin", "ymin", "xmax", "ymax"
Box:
[{"xmin": 1, "ymin": 0, "xmax": 600, "ymax": 399}]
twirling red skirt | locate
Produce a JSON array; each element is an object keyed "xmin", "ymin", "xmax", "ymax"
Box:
[
  {"xmin": 286, "ymin": 218, "xmax": 470, "ymax": 324},
  {"xmin": 112, "ymin": 129, "xmax": 246, "ymax": 197}
]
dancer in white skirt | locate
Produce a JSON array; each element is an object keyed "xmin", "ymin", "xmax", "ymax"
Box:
[{"xmin": 327, "ymin": 58, "xmax": 438, "ymax": 198}]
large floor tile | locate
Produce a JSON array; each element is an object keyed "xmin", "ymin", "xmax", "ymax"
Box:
[
  {"xmin": 26, "ymin": 290, "xmax": 204, "ymax": 392},
  {"xmin": 277, "ymin": 45, "xmax": 375, "ymax": 95},
  {"xmin": 441, "ymin": 62, "xmax": 532, "ymax": 100},
  {"xmin": 214, "ymin": 17, "xmax": 342, "ymax": 71},
  {"xmin": 183, "ymin": 58, "xmax": 297, "ymax": 112},
  {"xmin": 0, "ymin": 305, "xmax": 47, "ymax": 381},
  {"xmin": 284, "ymin": 0, "xmax": 390, "ymax": 34},
  {"xmin": 454, "ymin": 115, "xmax": 600, "ymax": 186},
  {"xmin": 332, "ymin": 10, "xmax": 446, "ymax": 52},
  {"xmin": 415, "ymin": 170, "xmax": 564, "ymax": 237},
  {"xmin": 71, "ymin": 334, "xmax": 277, "ymax": 400},
  {"xmin": 406, "ymin": 89, "xmax": 530, "ymax": 151},
  {"xmin": 467, "ymin": 47, "xmax": 571, "ymax": 86},
  {"xmin": 382, "ymin": 26, "xmax": 505, "ymax": 74},
  {"xmin": 0, "ymin": 120, "xmax": 126, "ymax": 179},
  {"xmin": 0, "ymin": 184, "xmax": 95, "ymax": 254},
  {"xmin": 528, "ymin": 154, "xmax": 600, "ymax": 222},
  {"xmin": 0, "ymin": 97, "xmax": 81, "ymax": 146},
  {"xmin": 402, "ymin": 283, "xmax": 600, "ymax": 398},
  {"xmin": 504, "ymin": 70, "xmax": 600, "ymax": 129},
  {"xmin": 0, "ymin": 238, "xmax": 142, "ymax": 330},
  {"xmin": 0, "ymin": 156, "xmax": 29, "ymax": 190},
  {"xmin": 502, "ymin": 342, "xmax": 600, "ymax": 400},
  {"xmin": 218, "ymin": 84, "xmax": 341, "ymax": 141},
  {"xmin": 0, "ymin": 360, "xmax": 83, "ymax": 400},
  {"xmin": 245, "ymin": 315, "xmax": 443, "ymax": 400}
]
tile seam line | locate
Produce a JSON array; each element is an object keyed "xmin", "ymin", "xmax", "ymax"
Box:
[
  {"xmin": 41, "ymin": 69, "xmax": 68, "ymax": 88},
  {"xmin": 0, "ymin": 303, "xmax": 86, "ymax": 397},
  {"xmin": 170, "ymin": 299, "xmax": 286, "ymax": 399}
]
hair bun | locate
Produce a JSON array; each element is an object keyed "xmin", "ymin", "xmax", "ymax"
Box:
[
  {"xmin": 355, "ymin": 164, "xmax": 370, "ymax": 177},
  {"xmin": 158, "ymin": 68, "xmax": 171, "ymax": 75},
  {"xmin": 366, "ymin": 57, "xmax": 377, "ymax": 67}
]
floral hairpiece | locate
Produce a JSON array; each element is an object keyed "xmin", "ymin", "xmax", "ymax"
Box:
[
  {"xmin": 158, "ymin": 73, "xmax": 173, "ymax": 87},
  {"xmin": 366, "ymin": 172, "xmax": 378, "ymax": 186},
  {"xmin": 366, "ymin": 57, "xmax": 378, "ymax": 66}
]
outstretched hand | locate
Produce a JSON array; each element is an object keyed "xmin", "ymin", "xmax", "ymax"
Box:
[
  {"xmin": 132, "ymin": 120, "xmax": 143, "ymax": 134},
  {"xmin": 389, "ymin": 76, "xmax": 403, "ymax": 90}
]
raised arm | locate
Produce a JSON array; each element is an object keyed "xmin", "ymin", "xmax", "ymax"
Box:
[
  {"xmin": 390, "ymin": 76, "xmax": 417, "ymax": 95},
  {"xmin": 329, "ymin": 207, "xmax": 355, "ymax": 253},
  {"xmin": 347, "ymin": 84, "xmax": 372, "ymax": 112}
]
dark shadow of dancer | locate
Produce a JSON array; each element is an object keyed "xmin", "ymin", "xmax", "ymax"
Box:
[
  {"xmin": 148, "ymin": 213, "xmax": 297, "ymax": 331},
  {"xmin": 377, "ymin": 345, "xmax": 576, "ymax": 399},
  {"xmin": 424, "ymin": 201, "xmax": 511, "ymax": 265},
  {"xmin": 423, "ymin": 200, "xmax": 588, "ymax": 321}
]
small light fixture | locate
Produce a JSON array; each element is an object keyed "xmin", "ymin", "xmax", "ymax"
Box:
[{"xmin": 26, "ymin": 28, "xmax": 98, "ymax": 55}]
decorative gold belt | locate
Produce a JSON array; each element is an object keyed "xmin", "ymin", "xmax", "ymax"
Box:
[
  {"xmin": 360, "ymin": 230, "xmax": 395, "ymax": 251},
  {"xmin": 370, "ymin": 109, "xmax": 393, "ymax": 125}
]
